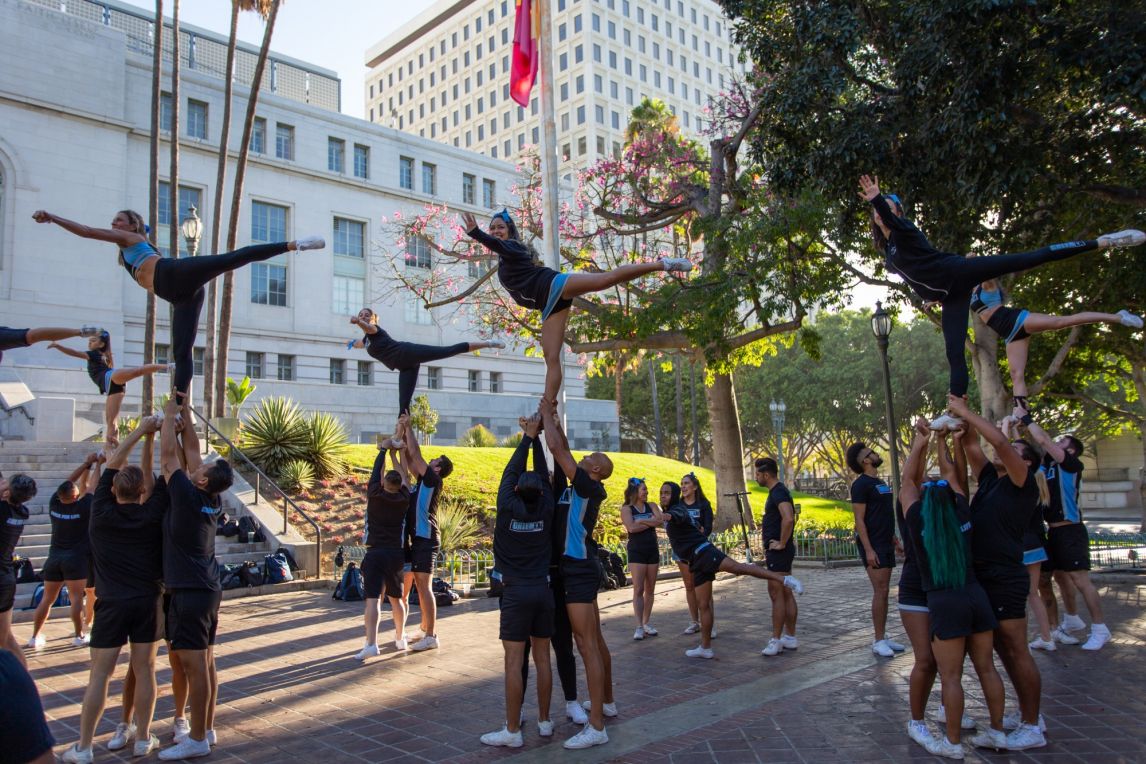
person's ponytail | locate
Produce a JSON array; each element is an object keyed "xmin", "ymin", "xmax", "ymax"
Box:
[{"xmin": 921, "ymin": 484, "xmax": 967, "ymax": 589}]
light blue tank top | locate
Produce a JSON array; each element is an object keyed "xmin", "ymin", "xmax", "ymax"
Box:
[
  {"xmin": 970, "ymin": 285, "xmax": 1005, "ymax": 314},
  {"xmin": 119, "ymin": 241, "xmax": 160, "ymax": 278}
]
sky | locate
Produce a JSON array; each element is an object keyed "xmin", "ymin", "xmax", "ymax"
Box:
[{"xmin": 120, "ymin": 0, "xmax": 438, "ymax": 119}]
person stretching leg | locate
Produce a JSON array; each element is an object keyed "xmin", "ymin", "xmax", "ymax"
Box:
[{"xmin": 1, "ymin": 325, "xmax": 102, "ymax": 366}]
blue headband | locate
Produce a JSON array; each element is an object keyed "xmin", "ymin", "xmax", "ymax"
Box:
[
  {"xmin": 885, "ymin": 194, "xmax": 902, "ymax": 208},
  {"xmin": 922, "ymin": 479, "xmax": 949, "ymax": 488},
  {"xmin": 492, "ymin": 209, "xmax": 513, "ymax": 225}
]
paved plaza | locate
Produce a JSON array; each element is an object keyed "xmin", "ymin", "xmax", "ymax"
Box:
[{"xmin": 24, "ymin": 566, "xmax": 1146, "ymax": 763}]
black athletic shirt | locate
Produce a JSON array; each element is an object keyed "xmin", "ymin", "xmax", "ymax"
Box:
[
  {"xmin": 48, "ymin": 494, "xmax": 92, "ymax": 556},
  {"xmin": 762, "ymin": 482, "xmax": 795, "ymax": 544},
  {"xmin": 408, "ymin": 467, "xmax": 443, "ymax": 544},
  {"xmin": 467, "ymin": 227, "xmax": 559, "ymax": 312},
  {"xmin": 1041, "ymin": 452, "xmax": 1084, "ymax": 524},
  {"xmin": 664, "ymin": 502, "xmax": 711, "ymax": 560},
  {"xmin": 0, "ymin": 499, "xmax": 30, "ymax": 575},
  {"xmin": 850, "ymin": 473, "xmax": 895, "ymax": 550},
  {"xmin": 626, "ymin": 502, "xmax": 660, "ymax": 554},
  {"xmin": 85, "ymin": 350, "xmax": 111, "ymax": 386},
  {"xmin": 869, "ymin": 194, "xmax": 961, "ymax": 302},
  {"xmin": 362, "ymin": 327, "xmax": 405, "ymax": 371},
  {"xmin": 903, "ymin": 492, "xmax": 974, "ymax": 592},
  {"xmin": 162, "ymin": 470, "xmax": 221, "ymax": 591},
  {"xmin": 91, "ymin": 470, "xmax": 166, "ymax": 598},
  {"xmin": 970, "ymin": 463, "xmax": 1036, "ymax": 580},
  {"xmin": 558, "ymin": 467, "xmax": 607, "ymax": 562},
  {"xmin": 494, "ymin": 436, "xmax": 554, "ymax": 578},
  {"xmin": 364, "ymin": 449, "xmax": 410, "ymax": 548}
]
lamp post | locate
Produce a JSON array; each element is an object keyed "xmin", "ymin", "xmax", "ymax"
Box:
[
  {"xmin": 181, "ymin": 205, "xmax": 203, "ymax": 257},
  {"xmin": 769, "ymin": 399, "xmax": 786, "ymax": 483},
  {"xmin": 871, "ymin": 301, "xmax": 902, "ymax": 496}
]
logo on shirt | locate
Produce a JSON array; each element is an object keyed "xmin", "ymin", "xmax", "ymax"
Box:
[
  {"xmin": 200, "ymin": 506, "xmax": 217, "ymax": 515},
  {"xmin": 877, "ymin": 485, "xmax": 893, "ymax": 495},
  {"xmin": 559, "ymin": 488, "xmax": 572, "ymax": 505},
  {"xmin": 6, "ymin": 517, "xmax": 25, "ymax": 526},
  {"xmin": 509, "ymin": 519, "xmax": 545, "ymax": 533},
  {"xmin": 960, "ymin": 522, "xmax": 972, "ymax": 533},
  {"xmin": 50, "ymin": 511, "xmax": 81, "ymax": 520}
]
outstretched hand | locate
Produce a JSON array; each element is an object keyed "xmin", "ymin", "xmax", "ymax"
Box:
[
  {"xmin": 461, "ymin": 212, "xmax": 478, "ymax": 232},
  {"xmin": 912, "ymin": 417, "xmax": 931, "ymax": 441},
  {"xmin": 32, "ymin": 210, "xmax": 53, "ymax": 224},
  {"xmin": 857, "ymin": 175, "xmax": 881, "ymax": 202}
]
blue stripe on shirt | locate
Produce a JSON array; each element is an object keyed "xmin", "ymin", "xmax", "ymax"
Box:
[
  {"xmin": 416, "ymin": 484, "xmax": 435, "ymax": 538},
  {"xmin": 564, "ymin": 488, "xmax": 588, "ymax": 559}
]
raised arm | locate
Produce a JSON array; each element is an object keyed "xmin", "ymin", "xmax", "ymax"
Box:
[
  {"xmin": 140, "ymin": 417, "xmax": 158, "ymax": 498},
  {"xmin": 1021, "ymin": 410, "xmax": 1067, "ymax": 464},
  {"xmin": 951, "ymin": 427, "xmax": 970, "ymax": 496},
  {"xmin": 462, "ymin": 213, "xmax": 530, "ymax": 259},
  {"xmin": 73, "ymin": 453, "xmax": 98, "ymax": 495},
  {"xmin": 350, "ymin": 316, "xmax": 379, "ymax": 335},
  {"xmin": 107, "ymin": 421, "xmax": 150, "ymax": 470},
  {"xmin": 936, "ymin": 432, "xmax": 965, "ymax": 497},
  {"xmin": 32, "ymin": 210, "xmax": 143, "ymax": 247},
  {"xmin": 48, "ymin": 343, "xmax": 89, "ymax": 360},
  {"xmin": 160, "ymin": 397, "xmax": 182, "ymax": 480},
  {"xmin": 397, "ymin": 413, "xmax": 429, "ymax": 478},
  {"xmin": 65, "ymin": 455, "xmax": 94, "ymax": 486},
  {"xmin": 949, "ymin": 395, "xmax": 1028, "ymax": 487},
  {"xmin": 390, "ymin": 446, "xmax": 410, "ymax": 490},
  {"xmin": 367, "ymin": 446, "xmax": 387, "ymax": 497},
  {"xmin": 180, "ymin": 400, "xmax": 203, "ymax": 472},
  {"xmin": 540, "ymin": 401, "xmax": 577, "ymax": 480},
  {"xmin": 858, "ymin": 175, "xmax": 914, "ymax": 234},
  {"xmin": 498, "ymin": 435, "xmax": 533, "ymax": 509},
  {"xmin": 899, "ymin": 419, "xmax": 932, "ymax": 509}
]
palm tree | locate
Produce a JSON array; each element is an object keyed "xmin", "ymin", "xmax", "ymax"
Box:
[
  {"xmin": 168, "ymin": 0, "xmax": 181, "ymax": 269},
  {"xmin": 143, "ymin": 0, "xmax": 165, "ymax": 415},
  {"xmin": 214, "ymin": 0, "xmax": 282, "ymax": 417},
  {"xmin": 624, "ymin": 97, "xmax": 679, "ymax": 145}
]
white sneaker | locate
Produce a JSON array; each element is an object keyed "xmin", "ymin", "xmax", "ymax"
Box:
[
  {"xmin": 293, "ymin": 235, "xmax": 326, "ymax": 251},
  {"xmin": 924, "ymin": 735, "xmax": 965, "ymax": 760},
  {"xmin": 486, "ymin": 340, "xmax": 507, "ymax": 349},
  {"xmin": 1004, "ymin": 723, "xmax": 1047, "ymax": 751},
  {"xmin": 1002, "ymin": 712, "xmax": 1046, "ymax": 732},
  {"xmin": 783, "ymin": 575, "xmax": 803, "ymax": 594},
  {"xmin": 206, "ymin": 730, "xmax": 217, "ymax": 747},
  {"xmin": 1099, "ymin": 229, "xmax": 1146, "ymax": 249},
  {"xmin": 133, "ymin": 734, "xmax": 160, "ymax": 757},
  {"xmin": 394, "ymin": 638, "xmax": 408, "ymax": 650},
  {"xmin": 906, "ymin": 720, "xmax": 934, "ymax": 750},
  {"xmin": 158, "ymin": 736, "xmax": 212, "ymax": 760},
  {"xmin": 683, "ymin": 621, "xmax": 700, "ymax": 634},
  {"xmin": 354, "ymin": 643, "xmax": 380, "ymax": 661},
  {"xmin": 61, "ymin": 744, "xmax": 94, "ymax": 764},
  {"xmin": 633, "ymin": 627, "xmax": 645, "ymax": 641},
  {"xmin": 1029, "ymin": 636, "xmax": 1057, "ymax": 652},
  {"xmin": 172, "ymin": 718, "xmax": 191, "ymax": 743},
  {"xmin": 933, "ymin": 704, "xmax": 976, "ymax": 730},
  {"xmin": 872, "ymin": 639, "xmax": 895, "ymax": 657},
  {"xmin": 80, "ymin": 325, "xmax": 104, "ymax": 338},
  {"xmin": 409, "ymin": 635, "xmax": 439, "ymax": 651},
  {"xmin": 884, "ymin": 637, "xmax": 906, "ymax": 652},
  {"xmin": 581, "ymin": 700, "xmax": 618, "ymax": 717},
  {"xmin": 563, "ymin": 723, "xmax": 609, "ymax": 750},
  {"xmin": 1061, "ymin": 613, "xmax": 1087, "ymax": 632},
  {"xmin": 685, "ymin": 645, "xmax": 714, "ymax": 659},
  {"xmin": 968, "ymin": 727, "xmax": 1006, "ymax": 750},
  {"xmin": 479, "ymin": 726, "xmax": 523, "ymax": 748},
  {"xmin": 709, "ymin": 626, "xmax": 717, "ymax": 639},
  {"xmin": 566, "ymin": 700, "xmax": 589, "ymax": 725},
  {"xmin": 73, "ymin": 634, "xmax": 90, "ymax": 647},
  {"xmin": 642, "ymin": 623, "xmax": 658, "ymax": 636},
  {"xmin": 780, "ymin": 633, "xmax": 798, "ymax": 650},
  {"xmin": 407, "ymin": 629, "xmax": 425, "ymax": 642},
  {"xmin": 930, "ymin": 414, "xmax": 964, "ymax": 431},
  {"xmin": 660, "ymin": 257, "xmax": 694, "ymax": 272},
  {"xmin": 761, "ymin": 638, "xmax": 783, "ymax": 656},
  {"xmin": 1117, "ymin": 310, "xmax": 1144, "ymax": 329},
  {"xmin": 25, "ymin": 634, "xmax": 45, "ymax": 649},
  {"xmin": 1052, "ymin": 626, "xmax": 1081, "ymax": 645},
  {"xmin": 1081, "ymin": 624, "xmax": 1111, "ymax": 651},
  {"xmin": 108, "ymin": 721, "xmax": 136, "ymax": 751},
  {"xmin": 538, "ymin": 719, "xmax": 555, "ymax": 737}
]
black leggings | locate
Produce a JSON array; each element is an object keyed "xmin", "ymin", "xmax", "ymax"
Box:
[
  {"xmin": 152, "ymin": 242, "xmax": 290, "ymax": 396},
  {"xmin": 936, "ymin": 240, "xmax": 1097, "ymax": 396},
  {"xmin": 520, "ymin": 581, "xmax": 578, "ymax": 703},
  {"xmin": 389, "ymin": 342, "xmax": 472, "ymax": 414}
]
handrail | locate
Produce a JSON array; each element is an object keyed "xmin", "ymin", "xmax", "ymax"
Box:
[{"xmin": 186, "ymin": 406, "xmax": 323, "ymax": 573}]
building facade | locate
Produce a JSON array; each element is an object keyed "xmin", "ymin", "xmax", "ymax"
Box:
[
  {"xmin": 364, "ymin": 0, "xmax": 746, "ymax": 171},
  {"xmin": 0, "ymin": 0, "xmax": 618, "ymax": 449}
]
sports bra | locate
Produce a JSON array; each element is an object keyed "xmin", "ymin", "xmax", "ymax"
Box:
[
  {"xmin": 970, "ymin": 285, "xmax": 1005, "ymax": 314},
  {"xmin": 119, "ymin": 240, "xmax": 160, "ymax": 279}
]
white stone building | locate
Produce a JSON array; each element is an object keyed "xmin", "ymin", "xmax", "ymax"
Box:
[
  {"xmin": 364, "ymin": 0, "xmax": 746, "ymax": 171},
  {"xmin": 0, "ymin": 0, "xmax": 618, "ymax": 449}
]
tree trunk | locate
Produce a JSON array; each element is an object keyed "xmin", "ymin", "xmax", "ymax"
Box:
[
  {"xmin": 648, "ymin": 359, "xmax": 664, "ymax": 456},
  {"xmin": 204, "ymin": 2, "xmax": 240, "ymax": 420},
  {"xmin": 1134, "ymin": 363, "xmax": 1146, "ymax": 533},
  {"xmin": 215, "ymin": 0, "xmax": 280, "ymax": 415},
  {"xmin": 613, "ymin": 350, "xmax": 624, "ymax": 429},
  {"xmin": 689, "ymin": 358, "xmax": 700, "ymax": 465},
  {"xmin": 705, "ymin": 372, "xmax": 747, "ymax": 530},
  {"xmin": 143, "ymin": 0, "xmax": 164, "ymax": 416},
  {"xmin": 970, "ymin": 315, "xmax": 1009, "ymax": 421},
  {"xmin": 675, "ymin": 354, "xmax": 685, "ymax": 461}
]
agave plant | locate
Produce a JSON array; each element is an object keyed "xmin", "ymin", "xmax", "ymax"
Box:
[
  {"xmin": 302, "ymin": 411, "xmax": 351, "ymax": 479},
  {"xmin": 436, "ymin": 497, "xmax": 481, "ymax": 555},
  {"xmin": 278, "ymin": 459, "xmax": 316, "ymax": 493},
  {"xmin": 239, "ymin": 397, "xmax": 308, "ymax": 478},
  {"xmin": 459, "ymin": 424, "xmax": 498, "ymax": 447}
]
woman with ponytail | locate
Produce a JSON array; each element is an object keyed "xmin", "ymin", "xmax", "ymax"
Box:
[{"xmin": 899, "ymin": 420, "xmax": 1005, "ymax": 758}]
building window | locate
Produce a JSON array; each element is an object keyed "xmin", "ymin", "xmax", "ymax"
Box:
[
  {"xmin": 405, "ymin": 294, "xmax": 433, "ymax": 325},
  {"xmin": 482, "ymin": 178, "xmax": 496, "ymax": 208},
  {"xmin": 277, "ymin": 355, "xmax": 295, "ymax": 381},
  {"xmin": 329, "ymin": 359, "xmax": 345, "ymax": 385},
  {"xmin": 250, "ymin": 117, "xmax": 266, "ymax": 154},
  {"xmin": 426, "ymin": 366, "xmax": 441, "ymax": 390},
  {"xmin": 462, "ymin": 173, "xmax": 476, "ymax": 204},
  {"xmin": 245, "ymin": 352, "xmax": 264, "ymax": 380},
  {"xmin": 275, "ymin": 123, "xmax": 294, "ymax": 160},
  {"xmin": 157, "ymin": 183, "xmax": 201, "ymax": 227},
  {"xmin": 332, "ymin": 275, "xmax": 364, "ymax": 316},
  {"xmin": 250, "ymin": 201, "xmax": 288, "ymax": 306},
  {"xmin": 353, "ymin": 144, "xmax": 369, "ymax": 178},
  {"xmin": 399, "ymin": 156, "xmax": 414, "ymax": 189},
  {"xmin": 333, "ymin": 217, "xmax": 365, "ymax": 258},
  {"xmin": 192, "ymin": 347, "xmax": 205, "ymax": 376},
  {"xmin": 405, "ymin": 237, "xmax": 431, "ymax": 269},
  {"xmin": 154, "ymin": 344, "xmax": 170, "ymax": 366},
  {"xmin": 467, "ymin": 370, "xmax": 481, "ymax": 392},
  {"xmin": 422, "ymin": 163, "xmax": 437, "ymax": 195},
  {"xmin": 489, "ymin": 372, "xmax": 502, "ymax": 393},
  {"xmin": 159, "ymin": 92, "xmax": 172, "ymax": 132},
  {"xmin": 357, "ymin": 361, "xmax": 373, "ymax": 386},
  {"xmin": 187, "ymin": 99, "xmax": 208, "ymax": 139},
  {"xmin": 328, "ymin": 138, "xmax": 345, "ymax": 173}
]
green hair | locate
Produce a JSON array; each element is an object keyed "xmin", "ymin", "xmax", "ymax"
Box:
[{"xmin": 921, "ymin": 482, "xmax": 967, "ymax": 589}]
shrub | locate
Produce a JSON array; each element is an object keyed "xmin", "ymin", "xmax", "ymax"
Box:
[
  {"xmin": 502, "ymin": 431, "xmax": 524, "ymax": 448},
  {"xmin": 437, "ymin": 497, "xmax": 481, "ymax": 554},
  {"xmin": 303, "ymin": 411, "xmax": 351, "ymax": 479},
  {"xmin": 459, "ymin": 424, "xmax": 498, "ymax": 448},
  {"xmin": 279, "ymin": 459, "xmax": 316, "ymax": 493},
  {"xmin": 240, "ymin": 397, "xmax": 308, "ymax": 478}
]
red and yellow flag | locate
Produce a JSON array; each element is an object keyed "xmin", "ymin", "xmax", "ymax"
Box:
[{"xmin": 510, "ymin": 0, "xmax": 539, "ymax": 107}]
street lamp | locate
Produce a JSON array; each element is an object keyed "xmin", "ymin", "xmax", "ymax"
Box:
[
  {"xmin": 871, "ymin": 301, "xmax": 902, "ymax": 496},
  {"xmin": 181, "ymin": 205, "xmax": 203, "ymax": 257},
  {"xmin": 769, "ymin": 399, "xmax": 786, "ymax": 483}
]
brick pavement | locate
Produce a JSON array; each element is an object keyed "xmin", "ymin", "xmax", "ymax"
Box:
[{"xmin": 22, "ymin": 567, "xmax": 1146, "ymax": 763}]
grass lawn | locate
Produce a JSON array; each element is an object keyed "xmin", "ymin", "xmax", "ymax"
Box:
[{"xmin": 346, "ymin": 445, "xmax": 853, "ymax": 534}]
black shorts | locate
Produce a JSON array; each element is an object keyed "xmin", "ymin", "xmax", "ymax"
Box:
[
  {"xmin": 362, "ymin": 547, "xmax": 405, "ymax": 599},
  {"xmin": 926, "ymin": 582, "xmax": 998, "ymax": 640},
  {"xmin": 0, "ymin": 326, "xmax": 30, "ymax": 352},
  {"xmin": 165, "ymin": 589, "xmax": 223, "ymax": 650},
  {"xmin": 1048, "ymin": 523, "xmax": 1091, "ymax": 572},
  {"xmin": 499, "ymin": 579, "xmax": 555, "ymax": 641},
  {"xmin": 410, "ymin": 538, "xmax": 439, "ymax": 574},
  {"xmin": 897, "ymin": 560, "xmax": 928, "ymax": 612},
  {"xmin": 856, "ymin": 539, "xmax": 896, "ymax": 570},
  {"xmin": 764, "ymin": 539, "xmax": 795, "ymax": 573},
  {"xmin": 0, "ymin": 649, "xmax": 55, "ymax": 764},
  {"xmin": 559, "ymin": 558, "xmax": 600, "ymax": 604},
  {"xmin": 985, "ymin": 306, "xmax": 1031, "ymax": 344},
  {"xmin": 979, "ymin": 573, "xmax": 1029, "ymax": 621},
  {"xmin": 98, "ymin": 370, "xmax": 126, "ymax": 397},
  {"xmin": 90, "ymin": 595, "xmax": 163, "ymax": 648},
  {"xmin": 626, "ymin": 543, "xmax": 660, "ymax": 566},
  {"xmin": 688, "ymin": 544, "xmax": 727, "ymax": 587},
  {"xmin": 0, "ymin": 574, "xmax": 14, "ymax": 614},
  {"xmin": 41, "ymin": 553, "xmax": 89, "ymax": 582}
]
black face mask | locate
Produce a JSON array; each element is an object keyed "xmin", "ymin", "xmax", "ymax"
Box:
[{"xmin": 869, "ymin": 455, "xmax": 884, "ymax": 468}]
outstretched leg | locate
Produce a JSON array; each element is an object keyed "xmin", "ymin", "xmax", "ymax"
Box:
[
  {"xmin": 950, "ymin": 240, "xmax": 1100, "ymax": 294},
  {"xmin": 23, "ymin": 327, "xmax": 94, "ymax": 346},
  {"xmin": 392, "ymin": 340, "xmax": 495, "ymax": 414},
  {"xmin": 541, "ymin": 308, "xmax": 571, "ymax": 404},
  {"xmin": 558, "ymin": 261, "xmax": 681, "ymax": 300},
  {"xmin": 1022, "ymin": 310, "xmax": 1139, "ymax": 335},
  {"xmin": 109, "ymin": 363, "xmax": 169, "ymax": 386},
  {"xmin": 155, "ymin": 242, "xmax": 294, "ymax": 302}
]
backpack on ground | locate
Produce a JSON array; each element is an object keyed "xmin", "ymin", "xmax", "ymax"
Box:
[
  {"xmin": 596, "ymin": 548, "xmax": 619, "ymax": 591},
  {"xmin": 29, "ymin": 583, "xmax": 70, "ymax": 609},
  {"xmin": 219, "ymin": 563, "xmax": 245, "ymax": 590},
  {"xmin": 13, "ymin": 556, "xmax": 38, "ymax": 584},
  {"xmin": 431, "ymin": 576, "xmax": 459, "ymax": 606},
  {"xmin": 275, "ymin": 546, "xmax": 301, "ymax": 573},
  {"xmin": 333, "ymin": 562, "xmax": 364, "ymax": 601},
  {"xmin": 608, "ymin": 551, "xmax": 627, "ymax": 588},
  {"xmin": 264, "ymin": 553, "xmax": 293, "ymax": 584},
  {"xmin": 237, "ymin": 515, "xmax": 266, "ymax": 543},
  {"xmin": 238, "ymin": 560, "xmax": 265, "ymax": 587}
]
